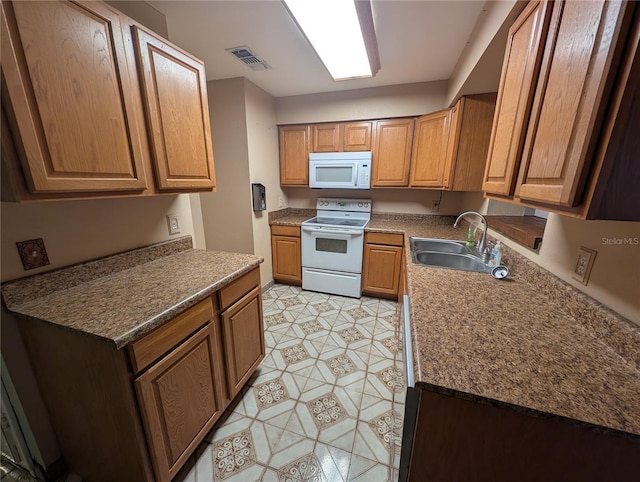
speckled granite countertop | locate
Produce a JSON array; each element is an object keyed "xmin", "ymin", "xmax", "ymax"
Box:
[
  {"xmin": 2, "ymin": 236, "xmax": 263, "ymax": 349},
  {"xmin": 270, "ymin": 209, "xmax": 640, "ymax": 436}
]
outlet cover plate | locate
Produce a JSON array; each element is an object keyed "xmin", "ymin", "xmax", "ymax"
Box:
[
  {"xmin": 16, "ymin": 238, "xmax": 50, "ymax": 270},
  {"xmin": 572, "ymin": 246, "xmax": 596, "ymax": 285},
  {"xmin": 166, "ymin": 214, "xmax": 180, "ymax": 235}
]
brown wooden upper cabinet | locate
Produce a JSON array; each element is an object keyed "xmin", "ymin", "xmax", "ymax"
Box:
[
  {"xmin": 483, "ymin": 0, "xmax": 553, "ymax": 197},
  {"xmin": 371, "ymin": 118, "xmax": 415, "ymax": 187},
  {"xmin": 279, "ymin": 103, "xmax": 495, "ymax": 191},
  {"xmin": 133, "ymin": 26, "xmax": 216, "ymax": 191},
  {"xmin": 447, "ymin": 93, "xmax": 498, "ymax": 191},
  {"xmin": 0, "ymin": 0, "xmax": 148, "ymax": 194},
  {"xmin": 410, "ymin": 109, "xmax": 453, "ymax": 188},
  {"xmin": 484, "ymin": 0, "xmax": 639, "ymax": 220},
  {"xmin": 410, "ymin": 93, "xmax": 497, "ymax": 190},
  {"xmin": 1, "ymin": 0, "xmax": 217, "ymax": 201},
  {"xmin": 279, "ymin": 124, "xmax": 310, "ymax": 186},
  {"xmin": 343, "ymin": 122, "xmax": 373, "ymax": 151},
  {"xmin": 311, "ymin": 121, "xmax": 372, "ymax": 152}
]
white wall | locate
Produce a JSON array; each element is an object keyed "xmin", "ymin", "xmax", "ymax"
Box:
[
  {"xmin": 244, "ymin": 80, "xmax": 288, "ymax": 284},
  {"xmin": 446, "ymin": 0, "xmax": 525, "ymax": 105},
  {"xmin": 461, "ymin": 195, "xmax": 640, "ymax": 324},
  {"xmin": 1, "ymin": 195, "xmax": 194, "ymax": 281},
  {"xmin": 199, "ymin": 78, "xmax": 289, "ymax": 285},
  {"xmin": 276, "ymin": 81, "xmax": 448, "ymax": 124},
  {"xmin": 286, "ymin": 188, "xmax": 464, "ymax": 216},
  {"xmin": 199, "ymin": 78, "xmax": 255, "ymax": 255}
]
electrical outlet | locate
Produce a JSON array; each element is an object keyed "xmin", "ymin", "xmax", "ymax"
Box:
[
  {"xmin": 278, "ymin": 197, "xmax": 284, "ymax": 209},
  {"xmin": 166, "ymin": 214, "xmax": 180, "ymax": 235},
  {"xmin": 431, "ymin": 201, "xmax": 440, "ymax": 212},
  {"xmin": 572, "ymin": 246, "xmax": 596, "ymax": 285}
]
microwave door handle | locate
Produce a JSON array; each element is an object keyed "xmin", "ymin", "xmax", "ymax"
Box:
[{"xmin": 302, "ymin": 227, "xmax": 362, "ymax": 236}]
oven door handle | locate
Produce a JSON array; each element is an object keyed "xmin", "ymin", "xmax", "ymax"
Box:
[{"xmin": 302, "ymin": 226, "xmax": 363, "ymax": 236}]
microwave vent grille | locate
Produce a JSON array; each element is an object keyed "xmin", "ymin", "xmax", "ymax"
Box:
[{"xmin": 225, "ymin": 46, "xmax": 271, "ymax": 71}]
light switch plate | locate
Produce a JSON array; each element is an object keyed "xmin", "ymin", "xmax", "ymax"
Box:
[
  {"xmin": 166, "ymin": 214, "xmax": 180, "ymax": 235},
  {"xmin": 572, "ymin": 246, "xmax": 596, "ymax": 285}
]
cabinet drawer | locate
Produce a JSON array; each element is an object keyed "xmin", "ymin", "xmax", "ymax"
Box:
[
  {"xmin": 366, "ymin": 232, "xmax": 404, "ymax": 246},
  {"xmin": 219, "ymin": 267, "xmax": 261, "ymax": 311},
  {"xmin": 129, "ymin": 298, "xmax": 214, "ymax": 374},
  {"xmin": 271, "ymin": 225, "xmax": 301, "ymax": 237}
]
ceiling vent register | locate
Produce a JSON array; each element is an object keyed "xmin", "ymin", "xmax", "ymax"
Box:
[{"xmin": 225, "ymin": 46, "xmax": 272, "ymax": 71}]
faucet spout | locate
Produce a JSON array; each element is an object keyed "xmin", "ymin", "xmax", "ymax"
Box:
[{"xmin": 454, "ymin": 211, "xmax": 488, "ymax": 253}]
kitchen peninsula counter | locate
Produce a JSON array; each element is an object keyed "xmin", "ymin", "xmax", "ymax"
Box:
[
  {"xmin": 2, "ymin": 236, "xmax": 263, "ymax": 348},
  {"xmin": 270, "ymin": 209, "xmax": 640, "ymax": 437}
]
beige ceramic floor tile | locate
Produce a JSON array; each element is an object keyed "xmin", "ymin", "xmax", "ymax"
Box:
[{"xmin": 192, "ymin": 284, "xmax": 402, "ymax": 480}]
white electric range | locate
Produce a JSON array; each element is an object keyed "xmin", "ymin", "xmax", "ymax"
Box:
[{"xmin": 301, "ymin": 198, "xmax": 371, "ymax": 298}]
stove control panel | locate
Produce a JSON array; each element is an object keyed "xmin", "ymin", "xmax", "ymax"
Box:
[{"xmin": 316, "ymin": 198, "xmax": 371, "ymax": 212}]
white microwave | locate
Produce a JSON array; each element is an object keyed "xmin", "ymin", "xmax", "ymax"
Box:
[{"xmin": 308, "ymin": 151, "xmax": 371, "ymax": 189}]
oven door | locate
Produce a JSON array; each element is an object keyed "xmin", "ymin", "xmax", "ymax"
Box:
[{"xmin": 301, "ymin": 226, "xmax": 364, "ymax": 273}]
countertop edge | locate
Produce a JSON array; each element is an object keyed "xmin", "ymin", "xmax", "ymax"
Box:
[{"xmin": 414, "ymin": 381, "xmax": 640, "ymax": 442}]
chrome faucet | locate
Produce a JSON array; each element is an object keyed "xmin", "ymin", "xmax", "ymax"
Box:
[{"xmin": 454, "ymin": 211, "xmax": 488, "ymax": 254}]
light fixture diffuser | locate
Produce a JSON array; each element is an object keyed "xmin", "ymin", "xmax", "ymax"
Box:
[{"xmin": 284, "ymin": 0, "xmax": 379, "ymax": 81}]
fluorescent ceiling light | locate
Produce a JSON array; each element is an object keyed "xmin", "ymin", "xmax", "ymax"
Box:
[{"xmin": 283, "ymin": 0, "xmax": 380, "ymax": 81}]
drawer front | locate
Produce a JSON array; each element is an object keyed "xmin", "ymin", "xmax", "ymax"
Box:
[
  {"xmin": 366, "ymin": 232, "xmax": 404, "ymax": 246},
  {"xmin": 271, "ymin": 225, "xmax": 301, "ymax": 237},
  {"xmin": 219, "ymin": 267, "xmax": 261, "ymax": 311},
  {"xmin": 129, "ymin": 297, "xmax": 214, "ymax": 374}
]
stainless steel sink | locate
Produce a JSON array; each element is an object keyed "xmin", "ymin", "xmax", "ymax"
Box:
[
  {"xmin": 412, "ymin": 251, "xmax": 490, "ymax": 273},
  {"xmin": 409, "ymin": 237, "xmax": 469, "ymax": 254},
  {"xmin": 409, "ymin": 237, "xmax": 490, "ymax": 273}
]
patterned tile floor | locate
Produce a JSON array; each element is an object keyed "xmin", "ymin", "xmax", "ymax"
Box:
[{"xmin": 175, "ymin": 284, "xmax": 406, "ymax": 482}]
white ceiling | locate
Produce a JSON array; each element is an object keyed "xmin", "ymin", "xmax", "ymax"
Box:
[{"xmin": 147, "ymin": 0, "xmax": 488, "ymax": 98}]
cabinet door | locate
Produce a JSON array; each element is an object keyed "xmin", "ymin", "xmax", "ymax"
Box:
[
  {"xmin": 410, "ymin": 110, "xmax": 452, "ymax": 188},
  {"xmin": 312, "ymin": 123, "xmax": 342, "ymax": 152},
  {"xmin": 372, "ymin": 119, "xmax": 415, "ymax": 187},
  {"xmin": 1, "ymin": 0, "xmax": 148, "ymax": 193},
  {"xmin": 343, "ymin": 121, "xmax": 372, "ymax": 151},
  {"xmin": 135, "ymin": 323, "xmax": 225, "ymax": 482},
  {"xmin": 133, "ymin": 26, "xmax": 216, "ymax": 191},
  {"xmin": 516, "ymin": 0, "xmax": 628, "ymax": 207},
  {"xmin": 362, "ymin": 243, "xmax": 403, "ymax": 298},
  {"xmin": 279, "ymin": 125, "xmax": 310, "ymax": 185},
  {"xmin": 221, "ymin": 286, "xmax": 265, "ymax": 399},
  {"xmin": 483, "ymin": 0, "xmax": 552, "ymax": 196},
  {"xmin": 272, "ymin": 235, "xmax": 302, "ymax": 284},
  {"xmin": 449, "ymin": 93, "xmax": 498, "ymax": 191}
]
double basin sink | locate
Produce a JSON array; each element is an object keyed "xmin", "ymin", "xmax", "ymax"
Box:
[{"xmin": 410, "ymin": 237, "xmax": 491, "ymax": 273}]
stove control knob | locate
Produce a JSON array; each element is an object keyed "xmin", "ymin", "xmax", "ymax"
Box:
[
  {"xmin": 364, "ymin": 202, "xmax": 369, "ymax": 208},
  {"xmin": 358, "ymin": 202, "xmax": 363, "ymax": 207}
]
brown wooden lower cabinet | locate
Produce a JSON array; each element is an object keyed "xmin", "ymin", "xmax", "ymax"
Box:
[
  {"xmin": 362, "ymin": 232, "xmax": 404, "ymax": 299},
  {"xmin": 18, "ymin": 268, "xmax": 264, "ymax": 482},
  {"xmin": 271, "ymin": 225, "xmax": 302, "ymax": 285},
  {"xmin": 135, "ymin": 323, "xmax": 225, "ymax": 482},
  {"xmin": 400, "ymin": 388, "xmax": 640, "ymax": 482},
  {"xmin": 221, "ymin": 286, "xmax": 265, "ymax": 399}
]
